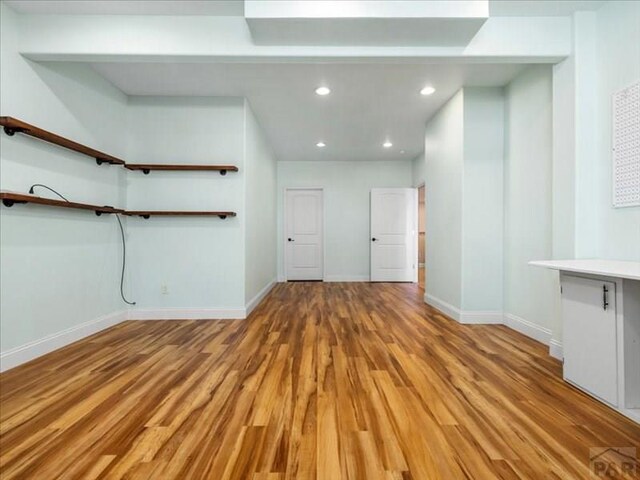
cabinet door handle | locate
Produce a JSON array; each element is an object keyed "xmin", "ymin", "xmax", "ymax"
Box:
[{"xmin": 603, "ymin": 285, "xmax": 609, "ymax": 311}]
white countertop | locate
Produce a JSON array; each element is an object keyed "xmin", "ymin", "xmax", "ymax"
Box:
[{"xmin": 529, "ymin": 259, "xmax": 640, "ymax": 281}]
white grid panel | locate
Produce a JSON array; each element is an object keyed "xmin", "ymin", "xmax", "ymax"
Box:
[{"xmin": 612, "ymin": 81, "xmax": 640, "ymax": 208}]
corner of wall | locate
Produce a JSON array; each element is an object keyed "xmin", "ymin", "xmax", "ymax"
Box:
[{"xmin": 243, "ymin": 99, "xmax": 278, "ymax": 308}]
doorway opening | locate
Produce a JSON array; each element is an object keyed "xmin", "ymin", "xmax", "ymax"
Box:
[{"xmin": 418, "ymin": 184, "xmax": 425, "ymax": 289}]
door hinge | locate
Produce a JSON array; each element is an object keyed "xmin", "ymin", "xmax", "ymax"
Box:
[{"xmin": 603, "ymin": 285, "xmax": 609, "ymax": 311}]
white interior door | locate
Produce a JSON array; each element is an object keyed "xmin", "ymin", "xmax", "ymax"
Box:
[
  {"xmin": 285, "ymin": 189, "xmax": 323, "ymax": 281},
  {"xmin": 370, "ymin": 188, "xmax": 417, "ymax": 282}
]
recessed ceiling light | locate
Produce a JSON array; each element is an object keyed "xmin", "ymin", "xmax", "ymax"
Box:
[
  {"xmin": 316, "ymin": 141, "xmax": 326, "ymax": 148},
  {"xmin": 383, "ymin": 141, "xmax": 393, "ymax": 148},
  {"xmin": 315, "ymin": 87, "xmax": 331, "ymax": 96},
  {"xmin": 420, "ymin": 86, "xmax": 436, "ymax": 96}
]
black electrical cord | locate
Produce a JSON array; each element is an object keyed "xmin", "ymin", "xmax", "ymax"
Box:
[
  {"xmin": 28, "ymin": 184, "xmax": 70, "ymax": 201},
  {"xmin": 114, "ymin": 214, "xmax": 136, "ymax": 305},
  {"xmin": 28, "ymin": 184, "xmax": 136, "ymax": 305}
]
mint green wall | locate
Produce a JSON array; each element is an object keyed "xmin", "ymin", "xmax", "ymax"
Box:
[
  {"xmin": 0, "ymin": 2, "xmax": 128, "ymax": 353},
  {"xmin": 423, "ymin": 88, "xmax": 504, "ymax": 313},
  {"xmin": 277, "ymin": 160, "xmax": 413, "ymax": 281},
  {"xmin": 244, "ymin": 102, "xmax": 278, "ymax": 303},
  {"xmin": 0, "ymin": 3, "xmax": 280, "ymax": 360},
  {"xmin": 504, "ymin": 65, "xmax": 556, "ymax": 331},
  {"xmin": 551, "ymin": 49, "xmax": 577, "ymax": 263},
  {"xmin": 422, "ymin": 72, "xmax": 553, "ymax": 332},
  {"xmin": 424, "ymin": 91, "xmax": 464, "ymax": 309},
  {"xmin": 548, "ymin": 3, "xmax": 639, "ymax": 345},
  {"xmin": 572, "ymin": 11, "xmax": 599, "ymax": 260},
  {"xmin": 462, "ymin": 88, "xmax": 504, "ymax": 312},
  {"xmin": 412, "ymin": 152, "xmax": 426, "ymax": 187},
  {"xmin": 125, "ymin": 96, "xmax": 246, "ymax": 310},
  {"xmin": 591, "ymin": 1, "xmax": 640, "ymax": 260},
  {"xmin": 571, "ymin": 2, "xmax": 640, "ymax": 262}
]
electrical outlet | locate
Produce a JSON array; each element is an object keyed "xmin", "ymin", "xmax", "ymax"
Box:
[{"xmin": 161, "ymin": 284, "xmax": 169, "ymax": 295}]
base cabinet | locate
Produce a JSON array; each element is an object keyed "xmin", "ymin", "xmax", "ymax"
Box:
[
  {"xmin": 561, "ymin": 275, "xmax": 618, "ymax": 405},
  {"xmin": 530, "ymin": 260, "xmax": 640, "ymax": 424}
]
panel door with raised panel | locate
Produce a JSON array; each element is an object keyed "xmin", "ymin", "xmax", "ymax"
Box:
[
  {"xmin": 562, "ymin": 274, "xmax": 618, "ymax": 406},
  {"xmin": 370, "ymin": 188, "xmax": 417, "ymax": 282},
  {"xmin": 285, "ymin": 189, "xmax": 323, "ymax": 281}
]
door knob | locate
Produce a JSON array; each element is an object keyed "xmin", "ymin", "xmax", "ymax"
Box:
[
  {"xmin": 288, "ymin": 238, "xmax": 294, "ymax": 242},
  {"xmin": 372, "ymin": 238, "xmax": 377, "ymax": 242}
]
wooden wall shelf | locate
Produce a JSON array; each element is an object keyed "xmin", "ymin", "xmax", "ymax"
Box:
[
  {"xmin": 1, "ymin": 116, "xmax": 239, "ymax": 174},
  {"xmin": 0, "ymin": 192, "xmax": 236, "ymax": 219},
  {"xmin": 0, "ymin": 116, "xmax": 239, "ymax": 220},
  {"xmin": 0, "ymin": 192, "xmax": 123, "ymax": 216},
  {"xmin": 125, "ymin": 211, "xmax": 236, "ymax": 220},
  {"xmin": 125, "ymin": 164, "xmax": 238, "ymax": 175},
  {"xmin": 0, "ymin": 117, "xmax": 125, "ymax": 166}
]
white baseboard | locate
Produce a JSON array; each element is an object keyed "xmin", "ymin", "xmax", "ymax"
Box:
[
  {"xmin": 278, "ymin": 275, "xmax": 370, "ymax": 282},
  {"xmin": 127, "ymin": 308, "xmax": 246, "ymax": 321},
  {"xmin": 324, "ymin": 275, "xmax": 370, "ymax": 282},
  {"xmin": 245, "ymin": 279, "xmax": 276, "ymax": 317},
  {"xmin": 0, "ymin": 310, "xmax": 127, "ymax": 373},
  {"xmin": 424, "ymin": 294, "xmax": 461, "ymax": 322},
  {"xmin": 425, "ymin": 294, "xmax": 501, "ymax": 324},
  {"xmin": 549, "ymin": 339, "xmax": 563, "ymax": 360},
  {"xmin": 1, "ymin": 289, "xmax": 564, "ymax": 372},
  {"xmin": 424, "ymin": 295, "xmax": 560, "ymax": 359},
  {"xmin": 0, "ymin": 283, "xmax": 272, "ymax": 372},
  {"xmin": 504, "ymin": 312, "xmax": 552, "ymax": 344},
  {"xmin": 0, "ymin": 302, "xmax": 248, "ymax": 371},
  {"xmin": 460, "ymin": 311, "xmax": 504, "ymax": 324}
]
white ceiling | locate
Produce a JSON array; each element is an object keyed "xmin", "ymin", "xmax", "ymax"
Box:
[
  {"xmin": 5, "ymin": 0, "xmax": 605, "ymax": 17},
  {"xmin": 7, "ymin": 0, "xmax": 570, "ymax": 162},
  {"xmin": 91, "ymin": 62, "xmax": 528, "ymax": 162},
  {"xmin": 245, "ymin": 1, "xmax": 488, "ymax": 46},
  {"xmin": 489, "ymin": 1, "xmax": 606, "ymax": 16},
  {"xmin": 246, "ymin": 18, "xmax": 488, "ymax": 47},
  {"xmin": 4, "ymin": 0, "xmax": 245, "ymax": 16}
]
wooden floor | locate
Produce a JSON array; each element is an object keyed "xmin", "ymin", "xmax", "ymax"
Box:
[{"xmin": 1, "ymin": 282, "xmax": 639, "ymax": 479}]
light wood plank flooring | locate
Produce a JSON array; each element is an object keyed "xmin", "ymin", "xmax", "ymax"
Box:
[{"xmin": 1, "ymin": 282, "xmax": 639, "ymax": 479}]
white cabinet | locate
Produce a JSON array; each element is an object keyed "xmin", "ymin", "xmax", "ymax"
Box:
[
  {"xmin": 530, "ymin": 260, "xmax": 640, "ymax": 424},
  {"xmin": 562, "ymin": 275, "xmax": 618, "ymax": 405}
]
